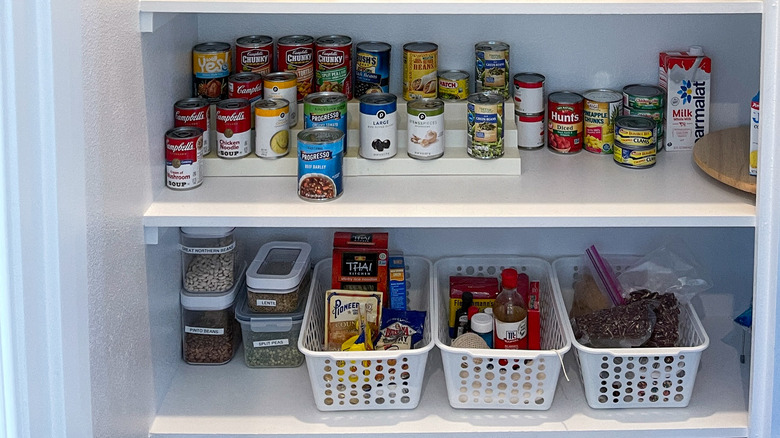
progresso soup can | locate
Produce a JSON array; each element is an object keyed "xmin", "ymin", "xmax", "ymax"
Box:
[
  {"xmin": 192, "ymin": 42, "xmax": 231, "ymax": 102},
  {"xmin": 359, "ymin": 93, "xmax": 397, "ymax": 160},
  {"xmin": 303, "ymin": 92, "xmax": 348, "ymax": 151},
  {"xmin": 235, "ymin": 35, "xmax": 273, "ymax": 75},
  {"xmin": 407, "ymin": 98, "xmax": 445, "ymax": 159},
  {"xmin": 355, "ymin": 41, "xmax": 391, "ymax": 98},
  {"xmin": 315, "ymin": 35, "xmax": 352, "ymax": 99},
  {"xmin": 467, "ymin": 92, "xmax": 504, "ymax": 159},
  {"xmin": 297, "ymin": 127, "xmax": 345, "ymax": 201},
  {"xmin": 475, "ymin": 41, "xmax": 510, "ymax": 99},
  {"xmin": 403, "ymin": 42, "xmax": 438, "ymax": 101}
]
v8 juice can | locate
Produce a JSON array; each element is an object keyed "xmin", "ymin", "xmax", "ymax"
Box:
[
  {"xmin": 216, "ymin": 98, "xmax": 252, "ymax": 158},
  {"xmin": 315, "ymin": 35, "xmax": 352, "ymax": 99},
  {"xmin": 548, "ymin": 91, "xmax": 584, "ymax": 154},
  {"xmin": 303, "ymin": 92, "xmax": 348, "ymax": 152},
  {"xmin": 263, "ymin": 72, "xmax": 298, "ymax": 127},
  {"xmin": 277, "ymin": 35, "xmax": 315, "ymax": 102},
  {"xmin": 193, "ymin": 42, "xmax": 231, "ymax": 103},
  {"xmin": 467, "ymin": 92, "xmax": 504, "ymax": 159},
  {"xmin": 403, "ymin": 42, "xmax": 438, "ymax": 101},
  {"xmin": 297, "ymin": 127, "xmax": 345, "ymax": 201},
  {"xmin": 582, "ymin": 89, "xmax": 622, "ymax": 154},
  {"xmin": 475, "ymin": 41, "xmax": 510, "ymax": 99},
  {"xmin": 354, "ymin": 41, "xmax": 391, "ymax": 98},
  {"xmin": 254, "ymin": 98, "xmax": 290, "ymax": 159},
  {"xmin": 359, "ymin": 93, "xmax": 397, "ymax": 160},
  {"xmin": 174, "ymin": 97, "xmax": 211, "ymax": 156},
  {"xmin": 165, "ymin": 126, "xmax": 203, "ymax": 190},
  {"xmin": 235, "ymin": 35, "xmax": 273, "ymax": 75},
  {"xmin": 407, "ymin": 98, "xmax": 445, "ymax": 159}
]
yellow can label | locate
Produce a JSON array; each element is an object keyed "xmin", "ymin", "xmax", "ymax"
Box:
[
  {"xmin": 438, "ymin": 76, "xmax": 469, "ymax": 100},
  {"xmin": 403, "ymin": 50, "xmax": 437, "ymax": 100},
  {"xmin": 613, "ymin": 143, "xmax": 656, "ymax": 167},
  {"xmin": 584, "ymin": 99, "xmax": 620, "ymax": 154},
  {"xmin": 193, "ymin": 51, "xmax": 231, "ymax": 78},
  {"xmin": 615, "ymin": 126, "xmax": 656, "ymax": 146}
]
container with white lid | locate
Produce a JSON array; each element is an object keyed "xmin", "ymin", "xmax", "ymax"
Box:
[
  {"xmin": 180, "ymin": 261, "xmax": 246, "ymax": 365},
  {"xmin": 246, "ymin": 241, "xmax": 312, "ymax": 313},
  {"xmin": 180, "ymin": 227, "xmax": 237, "ymax": 293}
]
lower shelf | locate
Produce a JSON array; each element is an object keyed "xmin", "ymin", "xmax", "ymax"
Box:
[{"xmin": 149, "ymin": 314, "xmax": 748, "ymax": 437}]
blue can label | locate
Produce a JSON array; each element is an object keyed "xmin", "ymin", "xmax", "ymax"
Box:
[
  {"xmin": 355, "ymin": 43, "xmax": 391, "ymax": 97},
  {"xmin": 304, "ymin": 100, "xmax": 348, "ymax": 148},
  {"xmin": 298, "ymin": 128, "xmax": 344, "ymax": 200}
]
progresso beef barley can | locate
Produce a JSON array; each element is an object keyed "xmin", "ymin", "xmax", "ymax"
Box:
[
  {"xmin": 263, "ymin": 72, "xmax": 298, "ymax": 127},
  {"xmin": 254, "ymin": 98, "xmax": 290, "ymax": 159},
  {"xmin": 403, "ymin": 42, "xmax": 438, "ymax": 101},
  {"xmin": 359, "ymin": 93, "xmax": 397, "ymax": 160},
  {"xmin": 174, "ymin": 97, "xmax": 211, "ymax": 156},
  {"xmin": 407, "ymin": 98, "xmax": 445, "ymax": 159},
  {"xmin": 355, "ymin": 41, "xmax": 391, "ymax": 98},
  {"xmin": 583, "ymin": 89, "xmax": 622, "ymax": 154},
  {"xmin": 236, "ymin": 35, "xmax": 273, "ymax": 75},
  {"xmin": 467, "ymin": 92, "xmax": 504, "ymax": 159},
  {"xmin": 165, "ymin": 126, "xmax": 203, "ymax": 190},
  {"xmin": 548, "ymin": 91, "xmax": 584, "ymax": 154},
  {"xmin": 315, "ymin": 35, "xmax": 352, "ymax": 99},
  {"xmin": 277, "ymin": 35, "xmax": 315, "ymax": 101},
  {"xmin": 193, "ymin": 42, "xmax": 231, "ymax": 102},
  {"xmin": 216, "ymin": 98, "xmax": 252, "ymax": 158},
  {"xmin": 297, "ymin": 127, "xmax": 345, "ymax": 201},
  {"xmin": 475, "ymin": 41, "xmax": 510, "ymax": 99},
  {"xmin": 303, "ymin": 92, "xmax": 348, "ymax": 151}
]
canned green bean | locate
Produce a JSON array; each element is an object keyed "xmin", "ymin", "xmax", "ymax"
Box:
[
  {"xmin": 467, "ymin": 93, "xmax": 504, "ymax": 159},
  {"xmin": 475, "ymin": 41, "xmax": 510, "ymax": 99}
]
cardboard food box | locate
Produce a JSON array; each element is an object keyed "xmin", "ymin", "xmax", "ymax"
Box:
[{"xmin": 332, "ymin": 232, "xmax": 389, "ymax": 307}]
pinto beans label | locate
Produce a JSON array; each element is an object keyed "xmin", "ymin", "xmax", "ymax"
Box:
[
  {"xmin": 216, "ymin": 98, "xmax": 252, "ymax": 159},
  {"xmin": 548, "ymin": 91, "xmax": 584, "ymax": 154}
]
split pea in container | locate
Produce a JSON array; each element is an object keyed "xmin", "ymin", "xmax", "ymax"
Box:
[
  {"xmin": 407, "ymin": 98, "xmax": 445, "ymax": 159},
  {"xmin": 297, "ymin": 127, "xmax": 345, "ymax": 201},
  {"xmin": 303, "ymin": 91, "xmax": 348, "ymax": 151},
  {"xmin": 359, "ymin": 93, "xmax": 397, "ymax": 160},
  {"xmin": 467, "ymin": 92, "xmax": 504, "ymax": 159}
]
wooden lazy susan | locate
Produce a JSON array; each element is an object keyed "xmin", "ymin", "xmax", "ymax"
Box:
[{"xmin": 693, "ymin": 126, "xmax": 757, "ymax": 194}]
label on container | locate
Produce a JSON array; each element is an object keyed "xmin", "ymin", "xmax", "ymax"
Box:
[
  {"xmin": 257, "ymin": 299, "xmax": 278, "ymax": 307},
  {"xmin": 494, "ymin": 318, "xmax": 527, "ymax": 349},
  {"xmin": 179, "ymin": 242, "xmax": 236, "ymax": 254},
  {"xmin": 253, "ymin": 339, "xmax": 290, "ymax": 348},
  {"xmin": 185, "ymin": 326, "xmax": 225, "ymax": 336}
]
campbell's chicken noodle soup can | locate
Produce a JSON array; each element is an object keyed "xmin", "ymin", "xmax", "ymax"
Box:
[
  {"xmin": 193, "ymin": 42, "xmax": 231, "ymax": 103},
  {"xmin": 254, "ymin": 98, "xmax": 290, "ymax": 159},
  {"xmin": 437, "ymin": 70, "xmax": 469, "ymax": 101},
  {"xmin": 174, "ymin": 98, "xmax": 211, "ymax": 156},
  {"xmin": 467, "ymin": 92, "xmax": 504, "ymax": 159},
  {"xmin": 277, "ymin": 35, "xmax": 315, "ymax": 102},
  {"xmin": 548, "ymin": 91, "xmax": 584, "ymax": 154},
  {"xmin": 165, "ymin": 127, "xmax": 203, "ymax": 190},
  {"xmin": 315, "ymin": 35, "xmax": 352, "ymax": 99},
  {"xmin": 475, "ymin": 41, "xmax": 510, "ymax": 99},
  {"xmin": 403, "ymin": 42, "xmax": 438, "ymax": 101},
  {"xmin": 297, "ymin": 127, "xmax": 345, "ymax": 201},
  {"xmin": 583, "ymin": 89, "xmax": 622, "ymax": 154},
  {"xmin": 355, "ymin": 41, "xmax": 391, "ymax": 98},
  {"xmin": 513, "ymin": 73, "xmax": 545, "ymax": 114},
  {"xmin": 263, "ymin": 72, "xmax": 298, "ymax": 127},
  {"xmin": 516, "ymin": 112, "xmax": 545, "ymax": 150},
  {"xmin": 216, "ymin": 99, "xmax": 252, "ymax": 159},
  {"xmin": 235, "ymin": 35, "xmax": 273, "ymax": 74},
  {"xmin": 359, "ymin": 93, "xmax": 397, "ymax": 160},
  {"xmin": 407, "ymin": 98, "xmax": 445, "ymax": 159}
]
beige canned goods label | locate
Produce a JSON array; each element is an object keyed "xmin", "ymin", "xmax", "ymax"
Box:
[
  {"xmin": 407, "ymin": 98, "xmax": 445, "ymax": 159},
  {"xmin": 583, "ymin": 89, "xmax": 622, "ymax": 154},
  {"xmin": 403, "ymin": 42, "xmax": 438, "ymax": 101},
  {"xmin": 255, "ymin": 99, "xmax": 290, "ymax": 158}
]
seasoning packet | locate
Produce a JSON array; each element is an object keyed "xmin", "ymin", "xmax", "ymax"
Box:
[{"xmin": 376, "ymin": 308, "xmax": 426, "ymax": 350}]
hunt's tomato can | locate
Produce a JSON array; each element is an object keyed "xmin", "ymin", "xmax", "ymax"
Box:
[
  {"xmin": 315, "ymin": 35, "xmax": 352, "ymax": 99},
  {"xmin": 216, "ymin": 98, "xmax": 252, "ymax": 159},
  {"xmin": 192, "ymin": 42, "xmax": 231, "ymax": 103},
  {"xmin": 235, "ymin": 35, "xmax": 273, "ymax": 75},
  {"xmin": 174, "ymin": 97, "xmax": 211, "ymax": 156},
  {"xmin": 548, "ymin": 91, "xmax": 584, "ymax": 154},
  {"xmin": 165, "ymin": 126, "xmax": 203, "ymax": 190},
  {"xmin": 277, "ymin": 35, "xmax": 315, "ymax": 102}
]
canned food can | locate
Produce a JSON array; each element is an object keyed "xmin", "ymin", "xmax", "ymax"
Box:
[
  {"xmin": 548, "ymin": 91, "xmax": 584, "ymax": 154},
  {"xmin": 403, "ymin": 42, "xmax": 438, "ymax": 101},
  {"xmin": 193, "ymin": 42, "xmax": 231, "ymax": 102},
  {"xmin": 228, "ymin": 72, "xmax": 264, "ymax": 118},
  {"xmin": 165, "ymin": 126, "xmax": 203, "ymax": 190},
  {"xmin": 513, "ymin": 72, "xmax": 545, "ymax": 114},
  {"xmin": 583, "ymin": 89, "xmax": 622, "ymax": 154},
  {"xmin": 623, "ymin": 84, "xmax": 665, "ymax": 110},
  {"xmin": 277, "ymin": 35, "xmax": 315, "ymax": 102},
  {"xmin": 475, "ymin": 41, "xmax": 510, "ymax": 99},
  {"xmin": 614, "ymin": 115, "xmax": 657, "ymax": 147},
  {"xmin": 407, "ymin": 98, "xmax": 445, "ymax": 159},
  {"xmin": 303, "ymin": 92, "xmax": 348, "ymax": 151},
  {"xmin": 438, "ymin": 70, "xmax": 469, "ymax": 101},
  {"xmin": 355, "ymin": 41, "xmax": 391, "ymax": 98},
  {"xmin": 235, "ymin": 35, "xmax": 273, "ymax": 75},
  {"xmin": 467, "ymin": 93, "xmax": 504, "ymax": 159},
  {"xmin": 359, "ymin": 93, "xmax": 397, "ymax": 160},
  {"xmin": 254, "ymin": 98, "xmax": 290, "ymax": 159},
  {"xmin": 315, "ymin": 35, "xmax": 353, "ymax": 99},
  {"xmin": 516, "ymin": 112, "xmax": 545, "ymax": 150},
  {"xmin": 216, "ymin": 98, "xmax": 252, "ymax": 159},
  {"xmin": 174, "ymin": 97, "xmax": 211, "ymax": 156},
  {"xmin": 623, "ymin": 106, "xmax": 665, "ymax": 151},
  {"xmin": 263, "ymin": 72, "xmax": 298, "ymax": 127},
  {"xmin": 297, "ymin": 127, "xmax": 345, "ymax": 201},
  {"xmin": 613, "ymin": 141, "xmax": 656, "ymax": 169}
]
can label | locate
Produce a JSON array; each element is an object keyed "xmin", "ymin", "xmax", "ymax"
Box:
[
  {"xmin": 255, "ymin": 100, "xmax": 290, "ymax": 158},
  {"xmin": 298, "ymin": 128, "xmax": 344, "ymax": 201},
  {"xmin": 304, "ymin": 95, "xmax": 348, "ymax": 149},
  {"xmin": 228, "ymin": 73, "xmax": 263, "ymax": 104},
  {"xmin": 438, "ymin": 71, "xmax": 469, "ymax": 101},
  {"xmin": 623, "ymin": 84, "xmax": 665, "ymax": 110},
  {"xmin": 548, "ymin": 94, "xmax": 584, "ymax": 154},
  {"xmin": 516, "ymin": 112, "xmax": 545, "ymax": 149},
  {"xmin": 359, "ymin": 95, "xmax": 397, "ymax": 160},
  {"xmin": 355, "ymin": 43, "xmax": 391, "ymax": 97},
  {"xmin": 623, "ymin": 107, "xmax": 665, "ymax": 151},
  {"xmin": 407, "ymin": 101, "xmax": 445, "ymax": 159},
  {"xmin": 513, "ymin": 73, "xmax": 545, "ymax": 114},
  {"xmin": 476, "ymin": 47, "xmax": 510, "ymax": 99},
  {"xmin": 174, "ymin": 99, "xmax": 211, "ymax": 156},
  {"xmin": 403, "ymin": 45, "xmax": 438, "ymax": 100},
  {"xmin": 236, "ymin": 37, "xmax": 273, "ymax": 74},
  {"xmin": 165, "ymin": 127, "xmax": 203, "ymax": 190},
  {"xmin": 193, "ymin": 43, "xmax": 231, "ymax": 102},
  {"xmin": 264, "ymin": 73, "xmax": 298, "ymax": 127},
  {"xmin": 277, "ymin": 37, "xmax": 314, "ymax": 101},
  {"xmin": 216, "ymin": 100, "xmax": 252, "ymax": 158},
  {"xmin": 316, "ymin": 44, "xmax": 352, "ymax": 99},
  {"xmin": 583, "ymin": 95, "xmax": 621, "ymax": 154},
  {"xmin": 615, "ymin": 127, "xmax": 656, "ymax": 146},
  {"xmin": 467, "ymin": 97, "xmax": 504, "ymax": 159},
  {"xmin": 613, "ymin": 143, "xmax": 656, "ymax": 168}
]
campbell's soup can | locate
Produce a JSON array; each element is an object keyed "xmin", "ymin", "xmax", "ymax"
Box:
[
  {"xmin": 355, "ymin": 41, "xmax": 391, "ymax": 98},
  {"xmin": 407, "ymin": 98, "xmax": 445, "ymax": 159},
  {"xmin": 475, "ymin": 41, "xmax": 510, "ymax": 99},
  {"xmin": 255, "ymin": 98, "xmax": 290, "ymax": 159},
  {"xmin": 216, "ymin": 98, "xmax": 252, "ymax": 159},
  {"xmin": 193, "ymin": 42, "xmax": 231, "ymax": 102},
  {"xmin": 548, "ymin": 91, "xmax": 584, "ymax": 154},
  {"xmin": 235, "ymin": 35, "xmax": 273, "ymax": 75},
  {"xmin": 297, "ymin": 127, "xmax": 345, "ymax": 201},
  {"xmin": 467, "ymin": 92, "xmax": 504, "ymax": 159},
  {"xmin": 303, "ymin": 92, "xmax": 348, "ymax": 151},
  {"xmin": 438, "ymin": 70, "xmax": 469, "ymax": 101},
  {"xmin": 263, "ymin": 72, "xmax": 298, "ymax": 127},
  {"xmin": 277, "ymin": 35, "xmax": 315, "ymax": 102},
  {"xmin": 583, "ymin": 89, "xmax": 622, "ymax": 154},
  {"xmin": 228, "ymin": 72, "xmax": 263, "ymax": 104},
  {"xmin": 359, "ymin": 93, "xmax": 397, "ymax": 160},
  {"xmin": 315, "ymin": 35, "xmax": 352, "ymax": 99},
  {"xmin": 513, "ymin": 72, "xmax": 545, "ymax": 114},
  {"xmin": 516, "ymin": 112, "xmax": 545, "ymax": 150},
  {"xmin": 165, "ymin": 126, "xmax": 203, "ymax": 190},
  {"xmin": 174, "ymin": 97, "xmax": 211, "ymax": 156},
  {"xmin": 403, "ymin": 42, "xmax": 438, "ymax": 101}
]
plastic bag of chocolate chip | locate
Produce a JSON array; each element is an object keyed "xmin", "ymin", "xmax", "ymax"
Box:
[{"xmin": 571, "ymin": 300, "xmax": 658, "ymax": 348}]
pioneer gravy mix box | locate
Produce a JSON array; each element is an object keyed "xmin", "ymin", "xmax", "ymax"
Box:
[
  {"xmin": 331, "ymin": 232, "xmax": 389, "ymax": 307},
  {"xmin": 659, "ymin": 46, "xmax": 711, "ymax": 151}
]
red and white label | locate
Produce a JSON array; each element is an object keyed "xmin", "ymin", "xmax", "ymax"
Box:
[
  {"xmin": 165, "ymin": 133, "xmax": 202, "ymax": 190},
  {"xmin": 228, "ymin": 78, "xmax": 264, "ymax": 103},
  {"xmin": 516, "ymin": 113, "xmax": 545, "ymax": 148},
  {"xmin": 494, "ymin": 317, "xmax": 527, "ymax": 349},
  {"xmin": 236, "ymin": 47, "xmax": 272, "ymax": 74},
  {"xmin": 216, "ymin": 106, "xmax": 252, "ymax": 158},
  {"xmin": 514, "ymin": 80, "xmax": 545, "ymax": 114},
  {"xmin": 174, "ymin": 106, "xmax": 210, "ymax": 155}
]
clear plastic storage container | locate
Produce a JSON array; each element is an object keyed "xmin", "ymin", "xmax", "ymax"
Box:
[
  {"xmin": 180, "ymin": 262, "xmax": 246, "ymax": 365},
  {"xmin": 180, "ymin": 227, "xmax": 237, "ymax": 293},
  {"xmin": 245, "ymin": 241, "xmax": 311, "ymax": 313}
]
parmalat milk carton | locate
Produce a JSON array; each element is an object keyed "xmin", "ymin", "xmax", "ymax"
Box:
[{"xmin": 659, "ymin": 46, "xmax": 711, "ymax": 151}]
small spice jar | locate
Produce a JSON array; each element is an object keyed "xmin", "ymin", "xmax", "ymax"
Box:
[
  {"xmin": 470, "ymin": 312, "xmax": 494, "ymax": 349},
  {"xmin": 180, "ymin": 262, "xmax": 246, "ymax": 365},
  {"xmin": 180, "ymin": 227, "xmax": 237, "ymax": 293},
  {"xmin": 245, "ymin": 241, "xmax": 312, "ymax": 313}
]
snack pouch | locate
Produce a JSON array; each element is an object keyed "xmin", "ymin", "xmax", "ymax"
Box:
[{"xmin": 376, "ymin": 308, "xmax": 426, "ymax": 350}]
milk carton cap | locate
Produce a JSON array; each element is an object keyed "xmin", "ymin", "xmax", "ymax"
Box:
[{"xmin": 689, "ymin": 45, "xmax": 704, "ymax": 56}]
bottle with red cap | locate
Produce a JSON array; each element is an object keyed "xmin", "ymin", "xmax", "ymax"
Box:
[{"xmin": 492, "ymin": 268, "xmax": 528, "ymax": 349}]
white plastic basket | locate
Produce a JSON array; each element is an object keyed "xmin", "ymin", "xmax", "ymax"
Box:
[
  {"xmin": 298, "ymin": 256, "xmax": 434, "ymax": 411},
  {"xmin": 433, "ymin": 256, "xmax": 571, "ymax": 410},
  {"xmin": 552, "ymin": 255, "xmax": 710, "ymax": 409}
]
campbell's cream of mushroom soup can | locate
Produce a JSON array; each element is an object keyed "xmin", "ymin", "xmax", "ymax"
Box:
[
  {"xmin": 174, "ymin": 97, "xmax": 211, "ymax": 156},
  {"xmin": 165, "ymin": 126, "xmax": 203, "ymax": 190},
  {"xmin": 407, "ymin": 98, "xmax": 445, "ymax": 159}
]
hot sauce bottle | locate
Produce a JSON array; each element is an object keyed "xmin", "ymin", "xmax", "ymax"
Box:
[{"xmin": 493, "ymin": 268, "xmax": 528, "ymax": 349}]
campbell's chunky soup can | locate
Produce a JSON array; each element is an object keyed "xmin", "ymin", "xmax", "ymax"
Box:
[
  {"xmin": 254, "ymin": 98, "xmax": 290, "ymax": 159},
  {"xmin": 216, "ymin": 98, "xmax": 252, "ymax": 158},
  {"xmin": 297, "ymin": 127, "xmax": 345, "ymax": 201},
  {"xmin": 315, "ymin": 35, "xmax": 352, "ymax": 99},
  {"xmin": 193, "ymin": 42, "xmax": 231, "ymax": 102},
  {"xmin": 235, "ymin": 35, "xmax": 273, "ymax": 75},
  {"xmin": 359, "ymin": 93, "xmax": 397, "ymax": 160},
  {"xmin": 263, "ymin": 72, "xmax": 298, "ymax": 127},
  {"xmin": 277, "ymin": 35, "xmax": 315, "ymax": 102},
  {"xmin": 174, "ymin": 97, "xmax": 211, "ymax": 156},
  {"xmin": 475, "ymin": 41, "xmax": 510, "ymax": 99},
  {"xmin": 355, "ymin": 41, "xmax": 391, "ymax": 98},
  {"xmin": 165, "ymin": 126, "xmax": 203, "ymax": 190},
  {"xmin": 403, "ymin": 42, "xmax": 438, "ymax": 101},
  {"xmin": 548, "ymin": 91, "xmax": 584, "ymax": 154}
]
